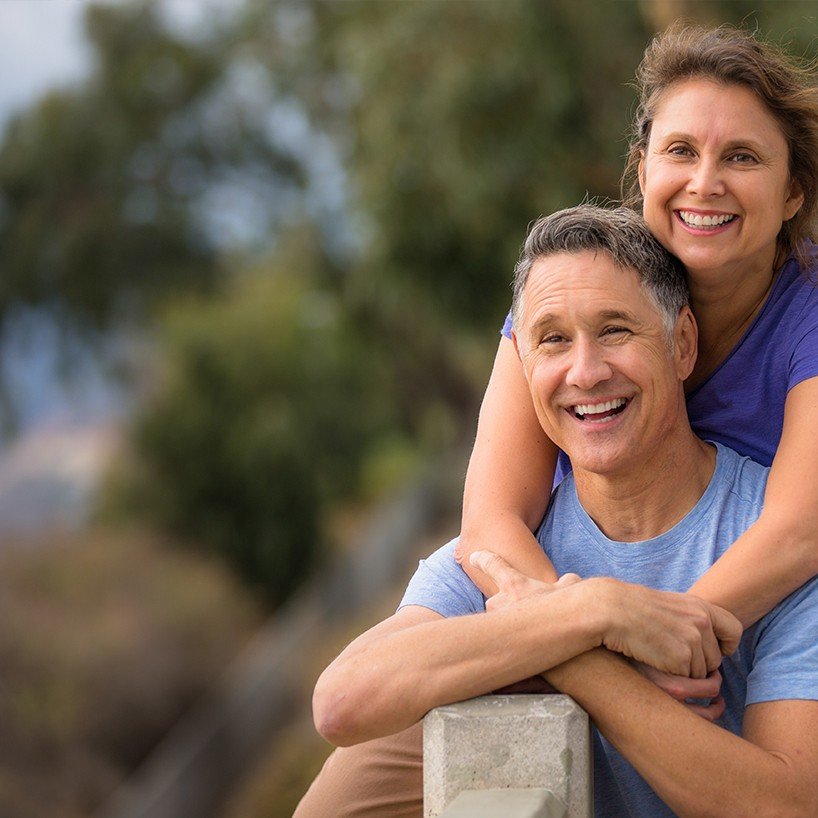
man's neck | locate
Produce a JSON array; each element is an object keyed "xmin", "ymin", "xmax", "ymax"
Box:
[{"xmin": 572, "ymin": 432, "xmax": 717, "ymax": 543}]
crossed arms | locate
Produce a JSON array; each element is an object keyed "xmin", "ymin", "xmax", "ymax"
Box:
[{"xmin": 313, "ymin": 553, "xmax": 818, "ymax": 818}]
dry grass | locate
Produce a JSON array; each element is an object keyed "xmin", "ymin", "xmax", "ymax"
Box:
[{"xmin": 0, "ymin": 526, "xmax": 263, "ymax": 818}]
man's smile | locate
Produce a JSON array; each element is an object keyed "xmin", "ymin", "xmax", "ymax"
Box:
[{"xmin": 568, "ymin": 397, "xmax": 631, "ymax": 423}]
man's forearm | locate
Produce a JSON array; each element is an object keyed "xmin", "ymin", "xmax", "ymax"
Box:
[
  {"xmin": 313, "ymin": 588, "xmax": 599, "ymax": 746},
  {"xmin": 545, "ymin": 650, "xmax": 816, "ymax": 817}
]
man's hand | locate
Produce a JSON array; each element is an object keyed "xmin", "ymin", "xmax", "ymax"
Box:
[
  {"xmin": 470, "ymin": 550, "xmax": 580, "ymax": 613},
  {"xmin": 591, "ymin": 578, "xmax": 742, "ymax": 678},
  {"xmin": 634, "ymin": 663, "xmax": 725, "ymax": 722},
  {"xmin": 472, "ymin": 551, "xmax": 742, "ymax": 680}
]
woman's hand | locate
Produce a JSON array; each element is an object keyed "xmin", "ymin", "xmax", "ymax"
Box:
[{"xmin": 634, "ymin": 662, "xmax": 725, "ymax": 722}]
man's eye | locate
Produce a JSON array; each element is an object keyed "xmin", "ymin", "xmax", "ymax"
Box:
[{"xmin": 602, "ymin": 326, "xmax": 629, "ymax": 337}]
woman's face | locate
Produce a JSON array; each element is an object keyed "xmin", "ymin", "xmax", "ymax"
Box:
[{"xmin": 639, "ymin": 78, "xmax": 803, "ymax": 287}]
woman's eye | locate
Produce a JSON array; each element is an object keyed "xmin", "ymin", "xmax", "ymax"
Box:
[
  {"xmin": 668, "ymin": 144, "xmax": 693, "ymax": 157},
  {"xmin": 727, "ymin": 152, "xmax": 757, "ymax": 164}
]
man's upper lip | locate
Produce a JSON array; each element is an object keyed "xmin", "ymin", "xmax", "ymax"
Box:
[{"xmin": 563, "ymin": 395, "xmax": 631, "ymax": 411}]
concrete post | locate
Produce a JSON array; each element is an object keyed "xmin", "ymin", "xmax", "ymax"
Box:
[
  {"xmin": 437, "ymin": 788, "xmax": 567, "ymax": 818},
  {"xmin": 423, "ymin": 695, "xmax": 592, "ymax": 818}
]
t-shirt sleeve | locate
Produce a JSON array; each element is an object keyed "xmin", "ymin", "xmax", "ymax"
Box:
[
  {"xmin": 745, "ymin": 576, "xmax": 818, "ymax": 705},
  {"xmin": 787, "ymin": 273, "xmax": 818, "ymax": 390},
  {"xmin": 501, "ymin": 310, "xmax": 513, "ymax": 339},
  {"xmin": 398, "ymin": 538, "xmax": 485, "ymax": 617}
]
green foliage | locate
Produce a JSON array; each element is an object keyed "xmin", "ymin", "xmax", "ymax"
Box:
[
  {"xmin": 316, "ymin": 0, "xmax": 653, "ymax": 329},
  {"xmin": 128, "ymin": 240, "xmax": 394, "ymax": 604}
]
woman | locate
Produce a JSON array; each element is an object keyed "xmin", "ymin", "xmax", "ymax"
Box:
[{"xmin": 296, "ymin": 23, "xmax": 818, "ymax": 817}]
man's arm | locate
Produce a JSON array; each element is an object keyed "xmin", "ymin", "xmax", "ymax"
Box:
[
  {"xmin": 312, "ymin": 584, "xmax": 598, "ymax": 747},
  {"xmin": 546, "ymin": 650, "xmax": 818, "ymax": 818},
  {"xmin": 312, "ymin": 560, "xmax": 740, "ymax": 746}
]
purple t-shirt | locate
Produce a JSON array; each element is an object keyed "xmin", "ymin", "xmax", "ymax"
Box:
[{"xmin": 501, "ymin": 249, "xmax": 818, "ymax": 479}]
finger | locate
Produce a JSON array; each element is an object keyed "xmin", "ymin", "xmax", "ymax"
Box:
[
  {"xmin": 470, "ymin": 551, "xmax": 525, "ymax": 590},
  {"xmin": 683, "ymin": 695, "xmax": 725, "ymax": 723},
  {"xmin": 701, "ymin": 619, "xmax": 724, "ymax": 676},
  {"xmin": 689, "ymin": 644, "xmax": 707, "ymax": 680},
  {"xmin": 710, "ymin": 605, "xmax": 743, "ymax": 656},
  {"xmin": 453, "ymin": 541, "xmax": 466, "ymax": 565},
  {"xmin": 556, "ymin": 572, "xmax": 582, "ymax": 587},
  {"xmin": 647, "ymin": 668, "xmax": 722, "ymax": 701}
]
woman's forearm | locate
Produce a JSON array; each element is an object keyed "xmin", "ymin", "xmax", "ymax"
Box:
[
  {"xmin": 689, "ymin": 512, "xmax": 818, "ymax": 627},
  {"xmin": 459, "ymin": 336, "xmax": 559, "ymax": 594}
]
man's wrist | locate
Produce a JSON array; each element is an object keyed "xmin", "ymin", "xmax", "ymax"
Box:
[{"xmin": 575, "ymin": 577, "xmax": 620, "ymax": 650}]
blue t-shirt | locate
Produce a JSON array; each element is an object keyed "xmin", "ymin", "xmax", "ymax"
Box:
[
  {"xmin": 502, "ymin": 251, "xmax": 818, "ymax": 480},
  {"xmin": 399, "ymin": 443, "xmax": 818, "ymax": 817}
]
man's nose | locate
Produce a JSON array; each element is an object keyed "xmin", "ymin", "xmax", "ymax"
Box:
[
  {"xmin": 686, "ymin": 155, "xmax": 726, "ymax": 199},
  {"xmin": 565, "ymin": 338, "xmax": 613, "ymax": 390}
]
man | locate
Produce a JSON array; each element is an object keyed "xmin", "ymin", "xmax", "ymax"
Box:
[{"xmin": 300, "ymin": 206, "xmax": 818, "ymax": 816}]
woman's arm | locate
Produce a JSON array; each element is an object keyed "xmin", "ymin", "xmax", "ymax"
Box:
[
  {"xmin": 457, "ymin": 335, "xmax": 559, "ymax": 594},
  {"xmin": 689, "ymin": 377, "xmax": 818, "ymax": 626}
]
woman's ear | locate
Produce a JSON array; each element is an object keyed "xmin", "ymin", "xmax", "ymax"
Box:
[
  {"xmin": 638, "ymin": 150, "xmax": 646, "ymax": 196},
  {"xmin": 673, "ymin": 305, "xmax": 698, "ymax": 380},
  {"xmin": 784, "ymin": 177, "xmax": 805, "ymax": 222}
]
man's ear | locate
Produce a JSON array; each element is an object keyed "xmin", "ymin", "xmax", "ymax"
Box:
[{"xmin": 673, "ymin": 305, "xmax": 698, "ymax": 380}]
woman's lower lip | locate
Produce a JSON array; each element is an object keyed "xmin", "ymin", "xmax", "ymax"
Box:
[{"xmin": 674, "ymin": 212, "xmax": 738, "ymax": 235}]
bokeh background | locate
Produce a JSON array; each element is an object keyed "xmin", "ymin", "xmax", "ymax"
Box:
[{"xmin": 1, "ymin": 1, "xmax": 817, "ymax": 816}]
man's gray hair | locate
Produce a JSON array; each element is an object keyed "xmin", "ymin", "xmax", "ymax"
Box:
[{"xmin": 511, "ymin": 205, "xmax": 689, "ymax": 336}]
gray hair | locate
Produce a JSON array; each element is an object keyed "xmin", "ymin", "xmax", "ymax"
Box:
[{"xmin": 511, "ymin": 205, "xmax": 689, "ymax": 337}]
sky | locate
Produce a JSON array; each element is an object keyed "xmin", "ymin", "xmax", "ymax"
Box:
[
  {"xmin": 0, "ymin": 0, "xmax": 226, "ymax": 129},
  {"xmin": 0, "ymin": 0, "xmax": 92, "ymax": 129},
  {"xmin": 0, "ymin": 0, "xmax": 230, "ymax": 431}
]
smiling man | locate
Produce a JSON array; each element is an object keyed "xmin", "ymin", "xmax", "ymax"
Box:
[{"xmin": 301, "ymin": 206, "xmax": 818, "ymax": 817}]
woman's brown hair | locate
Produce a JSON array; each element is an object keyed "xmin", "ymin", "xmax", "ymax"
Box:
[{"xmin": 622, "ymin": 24, "xmax": 818, "ymax": 267}]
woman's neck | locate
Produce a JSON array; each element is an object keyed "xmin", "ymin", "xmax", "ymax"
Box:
[{"xmin": 685, "ymin": 256, "xmax": 779, "ymax": 391}]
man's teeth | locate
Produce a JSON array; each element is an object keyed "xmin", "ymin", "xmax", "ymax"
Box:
[
  {"xmin": 573, "ymin": 398, "xmax": 626, "ymax": 417},
  {"xmin": 679, "ymin": 211, "xmax": 736, "ymax": 228}
]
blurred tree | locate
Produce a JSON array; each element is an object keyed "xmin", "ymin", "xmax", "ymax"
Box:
[
  {"xmin": 124, "ymin": 230, "xmax": 398, "ymax": 604},
  {"xmin": 0, "ymin": 0, "xmax": 313, "ymax": 339}
]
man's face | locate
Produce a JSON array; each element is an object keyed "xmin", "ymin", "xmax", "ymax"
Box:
[{"xmin": 514, "ymin": 250, "xmax": 692, "ymax": 478}]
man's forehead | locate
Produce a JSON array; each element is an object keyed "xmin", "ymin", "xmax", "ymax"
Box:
[{"xmin": 525, "ymin": 251, "xmax": 654, "ymax": 316}]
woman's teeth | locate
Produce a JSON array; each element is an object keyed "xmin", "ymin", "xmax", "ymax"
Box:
[{"xmin": 678, "ymin": 211, "xmax": 736, "ymax": 229}]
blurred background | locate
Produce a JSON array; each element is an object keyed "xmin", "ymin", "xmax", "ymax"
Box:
[{"xmin": 1, "ymin": 1, "xmax": 817, "ymax": 816}]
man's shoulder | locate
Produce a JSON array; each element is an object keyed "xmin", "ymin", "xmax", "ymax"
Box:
[
  {"xmin": 398, "ymin": 538, "xmax": 484, "ymax": 618},
  {"xmin": 712, "ymin": 442, "xmax": 768, "ymax": 495}
]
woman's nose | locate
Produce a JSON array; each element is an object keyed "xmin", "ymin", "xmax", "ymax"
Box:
[{"xmin": 686, "ymin": 156, "xmax": 726, "ymax": 199}]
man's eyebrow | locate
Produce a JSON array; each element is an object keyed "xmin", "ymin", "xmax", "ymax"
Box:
[
  {"xmin": 598, "ymin": 308, "xmax": 640, "ymax": 323},
  {"xmin": 527, "ymin": 313, "xmax": 558, "ymax": 340}
]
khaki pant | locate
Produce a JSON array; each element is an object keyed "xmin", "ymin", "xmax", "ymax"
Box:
[{"xmin": 293, "ymin": 722, "xmax": 423, "ymax": 818}]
